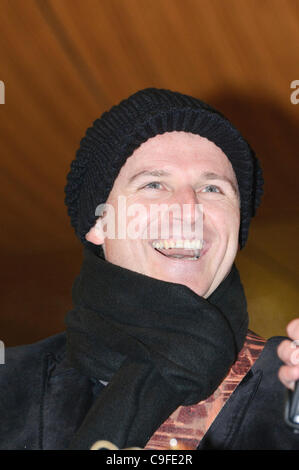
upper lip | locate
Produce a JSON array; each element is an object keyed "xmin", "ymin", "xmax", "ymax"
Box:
[
  {"xmin": 151, "ymin": 239, "xmax": 204, "ymax": 247},
  {"xmin": 149, "ymin": 239, "xmax": 208, "ymax": 260},
  {"xmin": 151, "ymin": 237, "xmax": 203, "ymax": 241}
]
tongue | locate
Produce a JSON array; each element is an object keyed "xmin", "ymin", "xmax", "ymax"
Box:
[{"xmin": 156, "ymin": 247, "xmax": 200, "ymax": 257}]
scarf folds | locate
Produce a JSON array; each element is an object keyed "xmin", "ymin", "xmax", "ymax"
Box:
[{"xmin": 66, "ymin": 246, "xmax": 248, "ymax": 449}]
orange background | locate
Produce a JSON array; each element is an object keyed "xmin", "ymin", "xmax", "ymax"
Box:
[{"xmin": 0, "ymin": 0, "xmax": 298, "ymax": 346}]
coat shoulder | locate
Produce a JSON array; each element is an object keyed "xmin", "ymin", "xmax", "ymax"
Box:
[
  {"xmin": 1, "ymin": 332, "xmax": 67, "ymax": 376},
  {"xmin": 0, "ymin": 332, "xmax": 69, "ymax": 449},
  {"xmin": 0, "ymin": 332, "xmax": 68, "ymax": 406}
]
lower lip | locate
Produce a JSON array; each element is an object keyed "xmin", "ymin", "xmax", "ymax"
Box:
[{"xmin": 150, "ymin": 243, "xmax": 208, "ymax": 262}]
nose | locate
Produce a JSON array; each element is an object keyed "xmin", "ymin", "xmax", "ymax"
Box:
[
  {"xmin": 173, "ymin": 185, "xmax": 198, "ymax": 204},
  {"xmin": 170, "ymin": 186, "xmax": 203, "ymax": 238}
]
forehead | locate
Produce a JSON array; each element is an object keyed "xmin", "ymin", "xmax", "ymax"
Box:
[{"xmin": 119, "ymin": 131, "xmax": 236, "ymax": 179}]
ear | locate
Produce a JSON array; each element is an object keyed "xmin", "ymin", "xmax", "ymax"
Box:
[{"xmin": 85, "ymin": 220, "xmax": 105, "ymax": 245}]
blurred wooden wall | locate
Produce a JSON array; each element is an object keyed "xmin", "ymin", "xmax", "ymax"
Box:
[{"xmin": 0, "ymin": 0, "xmax": 298, "ymax": 346}]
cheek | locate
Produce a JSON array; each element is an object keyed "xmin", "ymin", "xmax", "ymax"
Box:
[
  {"xmin": 106, "ymin": 198, "xmax": 153, "ymax": 244},
  {"xmin": 206, "ymin": 203, "xmax": 240, "ymax": 238},
  {"xmin": 127, "ymin": 204, "xmax": 152, "ymax": 240},
  {"xmin": 222, "ymin": 208, "xmax": 240, "ymax": 234}
]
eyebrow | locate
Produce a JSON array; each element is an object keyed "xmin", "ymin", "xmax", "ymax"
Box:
[
  {"xmin": 128, "ymin": 169, "xmax": 171, "ymax": 184},
  {"xmin": 128, "ymin": 168, "xmax": 239, "ymax": 196}
]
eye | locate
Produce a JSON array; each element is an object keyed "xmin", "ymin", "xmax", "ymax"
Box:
[
  {"xmin": 202, "ymin": 184, "xmax": 221, "ymax": 193},
  {"xmin": 141, "ymin": 181, "xmax": 163, "ymax": 190}
]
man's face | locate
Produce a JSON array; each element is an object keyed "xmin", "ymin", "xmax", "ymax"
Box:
[{"xmin": 86, "ymin": 131, "xmax": 240, "ymax": 298}]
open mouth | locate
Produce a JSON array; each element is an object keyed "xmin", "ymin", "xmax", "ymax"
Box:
[{"xmin": 151, "ymin": 239, "xmax": 203, "ymax": 260}]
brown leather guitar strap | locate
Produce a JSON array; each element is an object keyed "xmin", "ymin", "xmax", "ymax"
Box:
[{"xmin": 145, "ymin": 330, "xmax": 266, "ymax": 450}]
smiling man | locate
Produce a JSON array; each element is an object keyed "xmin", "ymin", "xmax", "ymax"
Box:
[
  {"xmin": 1, "ymin": 88, "xmax": 298, "ymax": 450},
  {"xmin": 86, "ymin": 131, "xmax": 240, "ymax": 298}
]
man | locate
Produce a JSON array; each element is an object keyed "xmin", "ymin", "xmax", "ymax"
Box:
[{"xmin": 0, "ymin": 88, "xmax": 298, "ymax": 450}]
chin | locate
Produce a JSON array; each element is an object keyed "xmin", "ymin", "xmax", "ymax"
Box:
[
  {"xmin": 146, "ymin": 266, "xmax": 209, "ymax": 296},
  {"xmin": 179, "ymin": 278, "xmax": 209, "ymax": 297}
]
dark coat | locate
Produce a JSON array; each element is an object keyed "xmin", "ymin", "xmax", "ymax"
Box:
[{"xmin": 0, "ymin": 332, "xmax": 298, "ymax": 450}]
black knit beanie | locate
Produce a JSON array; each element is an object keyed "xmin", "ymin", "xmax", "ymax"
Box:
[{"xmin": 64, "ymin": 88, "xmax": 263, "ymax": 249}]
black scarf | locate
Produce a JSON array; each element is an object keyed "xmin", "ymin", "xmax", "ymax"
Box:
[{"xmin": 65, "ymin": 246, "xmax": 248, "ymax": 449}]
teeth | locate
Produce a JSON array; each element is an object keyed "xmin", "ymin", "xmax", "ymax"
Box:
[{"xmin": 152, "ymin": 239, "xmax": 203, "ymax": 250}]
